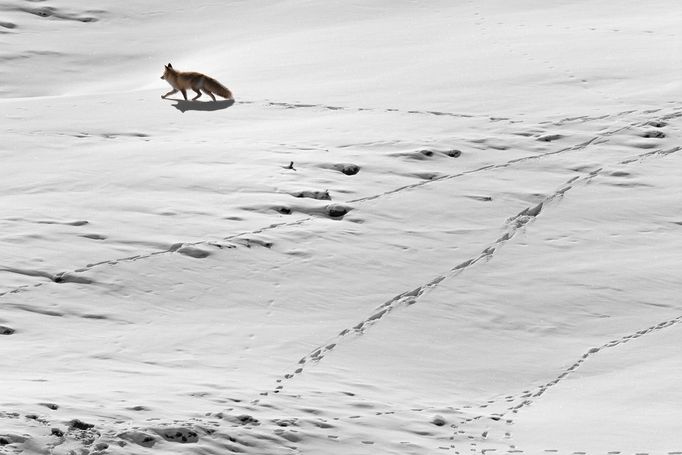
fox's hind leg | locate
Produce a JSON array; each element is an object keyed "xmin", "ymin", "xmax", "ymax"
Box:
[
  {"xmin": 162, "ymin": 88, "xmax": 178, "ymax": 99},
  {"xmin": 192, "ymin": 89, "xmax": 202, "ymax": 100},
  {"xmin": 204, "ymin": 90, "xmax": 217, "ymax": 101}
]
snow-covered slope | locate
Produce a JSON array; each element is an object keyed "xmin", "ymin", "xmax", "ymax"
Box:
[{"xmin": 1, "ymin": 1, "xmax": 681, "ymax": 454}]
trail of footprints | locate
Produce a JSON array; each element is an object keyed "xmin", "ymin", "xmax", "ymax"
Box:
[
  {"xmin": 1, "ymin": 107, "xmax": 680, "ymax": 454},
  {"xmin": 269, "ymin": 168, "xmax": 599, "ymax": 395},
  {"xmin": 270, "ymin": 129, "xmax": 680, "ymax": 396},
  {"xmin": 1, "ymin": 106, "xmax": 678, "ymax": 303},
  {"xmin": 258, "ymin": 99, "xmax": 478, "ymax": 121},
  {"xmin": 436, "ymin": 312, "xmax": 682, "ymax": 454},
  {"xmin": 257, "ymin": 97, "xmax": 655, "ymax": 128},
  {"xmin": 260, "ymin": 119, "xmax": 681, "ymax": 452},
  {"xmin": 4, "ymin": 364, "xmax": 682, "ymax": 455}
]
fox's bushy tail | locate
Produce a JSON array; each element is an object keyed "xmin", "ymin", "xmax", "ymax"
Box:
[{"xmin": 206, "ymin": 77, "xmax": 233, "ymax": 100}]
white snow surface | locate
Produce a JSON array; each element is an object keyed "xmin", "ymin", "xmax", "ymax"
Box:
[{"xmin": 1, "ymin": 1, "xmax": 681, "ymax": 454}]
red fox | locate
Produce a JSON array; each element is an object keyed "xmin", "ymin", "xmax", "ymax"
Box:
[{"xmin": 160, "ymin": 63, "xmax": 233, "ymax": 101}]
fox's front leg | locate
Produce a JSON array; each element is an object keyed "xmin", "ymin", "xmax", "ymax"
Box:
[
  {"xmin": 162, "ymin": 88, "xmax": 178, "ymax": 99},
  {"xmin": 180, "ymin": 89, "xmax": 188, "ymax": 100}
]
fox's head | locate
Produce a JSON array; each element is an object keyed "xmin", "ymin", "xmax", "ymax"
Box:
[{"xmin": 160, "ymin": 63, "xmax": 174, "ymax": 80}]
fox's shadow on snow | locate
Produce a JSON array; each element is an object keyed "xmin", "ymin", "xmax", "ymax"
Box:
[{"xmin": 166, "ymin": 98, "xmax": 235, "ymax": 113}]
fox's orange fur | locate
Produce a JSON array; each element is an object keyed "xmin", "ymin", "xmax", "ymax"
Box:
[{"xmin": 160, "ymin": 63, "xmax": 233, "ymax": 101}]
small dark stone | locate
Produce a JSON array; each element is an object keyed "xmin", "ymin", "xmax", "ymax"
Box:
[
  {"xmin": 334, "ymin": 163, "xmax": 360, "ymax": 175},
  {"xmin": 0, "ymin": 437, "xmax": 10, "ymax": 446},
  {"xmin": 51, "ymin": 428, "xmax": 64, "ymax": 437},
  {"xmin": 641, "ymin": 130, "xmax": 665, "ymax": 138},
  {"xmin": 446, "ymin": 149, "xmax": 462, "ymax": 158},
  {"xmin": 118, "ymin": 431, "xmax": 157, "ymax": 448},
  {"xmin": 52, "ymin": 272, "xmax": 94, "ymax": 285},
  {"xmin": 0, "ymin": 326, "xmax": 15, "ymax": 335},
  {"xmin": 326, "ymin": 204, "xmax": 351, "ymax": 218},
  {"xmin": 69, "ymin": 419, "xmax": 95, "ymax": 430},
  {"xmin": 276, "ymin": 207, "xmax": 292, "ymax": 215},
  {"xmin": 40, "ymin": 403, "xmax": 59, "ymax": 410},
  {"xmin": 431, "ymin": 415, "xmax": 446, "ymax": 426},
  {"xmin": 237, "ymin": 414, "xmax": 259, "ymax": 425},
  {"xmin": 292, "ymin": 190, "xmax": 331, "ymax": 200},
  {"xmin": 419, "ymin": 149, "xmax": 434, "ymax": 157}
]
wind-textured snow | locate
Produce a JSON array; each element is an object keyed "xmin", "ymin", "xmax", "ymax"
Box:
[{"xmin": 1, "ymin": 1, "xmax": 681, "ymax": 454}]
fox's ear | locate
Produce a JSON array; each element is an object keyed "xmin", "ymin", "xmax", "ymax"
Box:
[{"xmin": 167, "ymin": 63, "xmax": 173, "ymax": 68}]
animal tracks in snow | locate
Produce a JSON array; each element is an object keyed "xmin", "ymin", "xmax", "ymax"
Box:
[
  {"xmin": 257, "ymin": 98, "xmax": 661, "ymax": 130},
  {"xmin": 509, "ymin": 315, "xmax": 682, "ymax": 413},
  {"xmin": 260, "ymin": 99, "xmax": 477, "ymax": 120},
  {"xmin": 0, "ymin": 107, "xmax": 678, "ymax": 303},
  {"xmin": 268, "ymin": 168, "xmax": 605, "ymax": 394},
  {"xmin": 439, "ymin": 313, "xmax": 682, "ymax": 452},
  {"xmin": 1, "ymin": 112, "xmax": 680, "ymax": 455},
  {"xmin": 266, "ymin": 126, "xmax": 681, "ymax": 442}
]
